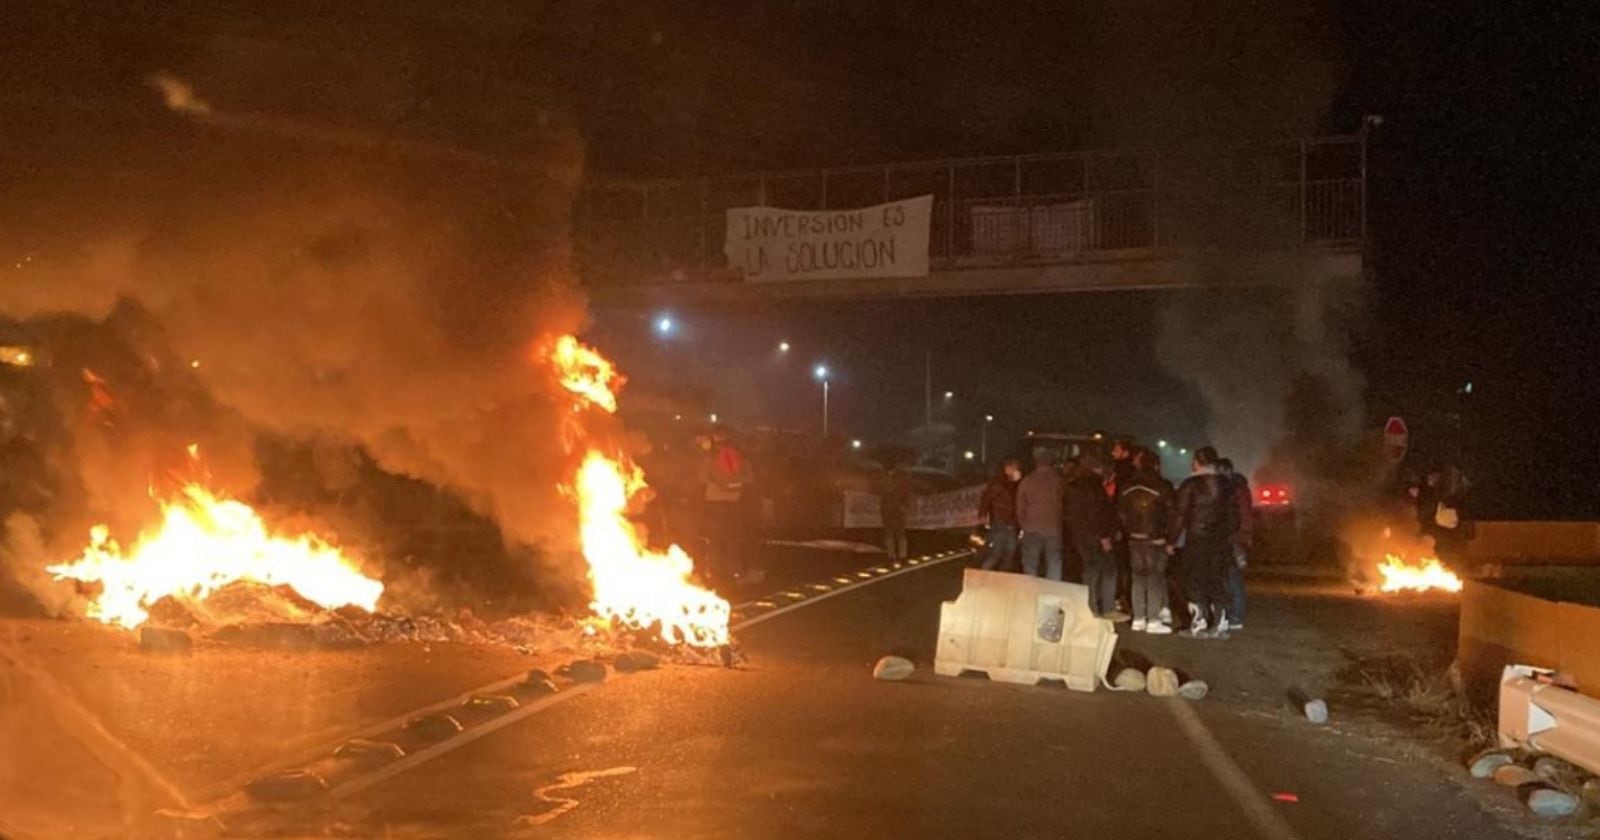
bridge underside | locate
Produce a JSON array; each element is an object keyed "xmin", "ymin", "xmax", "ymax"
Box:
[{"xmin": 584, "ymin": 248, "xmax": 1362, "ymax": 305}]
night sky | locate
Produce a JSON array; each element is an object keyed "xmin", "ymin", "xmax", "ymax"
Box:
[{"xmin": 2, "ymin": 1, "xmax": 1596, "ymax": 517}]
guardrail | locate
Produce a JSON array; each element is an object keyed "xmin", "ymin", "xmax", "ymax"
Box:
[{"xmin": 577, "ymin": 135, "xmax": 1366, "ymax": 284}]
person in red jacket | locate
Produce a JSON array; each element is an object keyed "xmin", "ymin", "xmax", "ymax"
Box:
[{"xmin": 978, "ymin": 459, "xmax": 1022, "ymax": 571}]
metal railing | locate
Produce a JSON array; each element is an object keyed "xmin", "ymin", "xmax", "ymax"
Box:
[{"xmin": 576, "ymin": 135, "xmax": 1365, "ymax": 284}]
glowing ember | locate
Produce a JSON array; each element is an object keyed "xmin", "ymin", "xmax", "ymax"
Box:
[
  {"xmin": 549, "ymin": 335, "xmax": 730, "ymax": 648},
  {"xmin": 47, "ymin": 484, "xmax": 383, "ymax": 629},
  {"xmin": 1377, "ymin": 554, "xmax": 1463, "ymax": 594}
]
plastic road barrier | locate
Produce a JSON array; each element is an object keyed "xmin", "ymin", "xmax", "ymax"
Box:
[{"xmin": 934, "ymin": 568, "xmax": 1118, "ymax": 692}]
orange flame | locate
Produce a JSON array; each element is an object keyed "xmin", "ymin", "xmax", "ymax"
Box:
[
  {"xmin": 551, "ymin": 334, "xmax": 622, "ymax": 414},
  {"xmin": 548, "ymin": 335, "xmax": 730, "ymax": 648},
  {"xmin": 1377, "ymin": 553, "xmax": 1463, "ymax": 593},
  {"xmin": 47, "ymin": 484, "xmax": 383, "ymax": 629}
]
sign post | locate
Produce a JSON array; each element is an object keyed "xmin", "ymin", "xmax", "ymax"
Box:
[{"xmin": 1383, "ymin": 416, "xmax": 1409, "ymax": 463}]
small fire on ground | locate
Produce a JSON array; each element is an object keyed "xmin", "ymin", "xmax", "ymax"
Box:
[
  {"xmin": 1377, "ymin": 554, "xmax": 1463, "ymax": 594},
  {"xmin": 47, "ymin": 483, "xmax": 383, "ymax": 629},
  {"xmin": 548, "ymin": 335, "xmax": 731, "ymax": 648}
]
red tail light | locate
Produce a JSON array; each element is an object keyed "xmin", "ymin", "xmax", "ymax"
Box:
[{"xmin": 1255, "ymin": 483, "xmax": 1292, "ymax": 507}]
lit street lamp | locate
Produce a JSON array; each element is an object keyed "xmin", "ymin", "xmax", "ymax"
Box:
[
  {"xmin": 851, "ymin": 439, "xmax": 862, "ymax": 450},
  {"xmin": 963, "ymin": 450, "xmax": 976, "ymax": 461},
  {"xmin": 813, "ymin": 364, "xmax": 831, "ymax": 438},
  {"xmin": 778, "ymin": 340, "xmax": 790, "ymax": 353},
  {"xmin": 655, "ymin": 314, "xmax": 675, "ymax": 336},
  {"xmin": 981, "ymin": 414, "xmax": 994, "ymax": 463}
]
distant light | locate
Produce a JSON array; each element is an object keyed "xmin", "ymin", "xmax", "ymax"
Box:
[
  {"xmin": 851, "ymin": 439, "xmax": 862, "ymax": 450},
  {"xmin": 189, "ymin": 359, "xmax": 202, "ymax": 370},
  {"xmin": 709, "ymin": 413, "xmax": 718, "ymax": 423},
  {"xmin": 0, "ymin": 346, "xmax": 35, "ymax": 368},
  {"xmin": 655, "ymin": 314, "xmax": 675, "ymax": 335},
  {"xmin": 1179, "ymin": 447, "xmax": 1188, "ymax": 455},
  {"xmin": 1463, "ymin": 381, "xmax": 1474, "ymax": 394},
  {"xmin": 963, "ymin": 450, "xmax": 976, "ymax": 460},
  {"xmin": 778, "ymin": 341, "xmax": 791, "ymax": 353},
  {"xmin": 1157, "ymin": 440, "xmax": 1168, "ymax": 449},
  {"xmin": 674, "ymin": 414, "xmax": 682, "ymax": 421},
  {"xmin": 1092, "ymin": 432, "xmax": 1104, "ymax": 440},
  {"xmin": 813, "ymin": 364, "xmax": 829, "ymax": 381},
  {"xmin": 943, "ymin": 390, "xmax": 954, "ymax": 400},
  {"xmin": 984, "ymin": 414, "xmax": 994, "ymax": 423}
]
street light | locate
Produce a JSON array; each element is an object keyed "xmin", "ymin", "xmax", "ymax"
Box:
[
  {"xmin": 981, "ymin": 414, "xmax": 994, "ymax": 463},
  {"xmin": 813, "ymin": 364, "xmax": 831, "ymax": 438},
  {"xmin": 963, "ymin": 450, "xmax": 976, "ymax": 461},
  {"xmin": 851, "ymin": 439, "xmax": 862, "ymax": 450},
  {"xmin": 655, "ymin": 314, "xmax": 675, "ymax": 336},
  {"xmin": 709, "ymin": 412, "xmax": 718, "ymax": 424},
  {"xmin": 943, "ymin": 390, "xmax": 954, "ymax": 400},
  {"xmin": 1179, "ymin": 447, "xmax": 1188, "ymax": 456},
  {"xmin": 1157, "ymin": 439, "xmax": 1169, "ymax": 449},
  {"xmin": 778, "ymin": 340, "xmax": 791, "ymax": 353}
]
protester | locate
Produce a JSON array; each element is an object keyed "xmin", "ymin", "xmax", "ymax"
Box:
[
  {"xmin": 1417, "ymin": 465, "xmax": 1473, "ymax": 565},
  {"xmin": 1107, "ymin": 438, "xmax": 1135, "ymax": 616},
  {"xmin": 1216, "ymin": 458, "xmax": 1253, "ymax": 632},
  {"xmin": 1169, "ymin": 446, "xmax": 1238, "ymax": 637},
  {"xmin": 978, "ymin": 458, "xmax": 1022, "ymax": 571},
  {"xmin": 1066, "ymin": 452, "xmax": 1122, "ymax": 618},
  {"xmin": 1015, "ymin": 448, "xmax": 1065, "ymax": 580},
  {"xmin": 697, "ymin": 430, "xmax": 756, "ymax": 585},
  {"xmin": 1119, "ymin": 447, "xmax": 1174, "ymax": 633},
  {"xmin": 878, "ymin": 460, "xmax": 912, "ymax": 561}
]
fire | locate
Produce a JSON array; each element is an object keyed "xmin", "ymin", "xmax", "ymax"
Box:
[
  {"xmin": 549, "ymin": 335, "xmax": 730, "ymax": 648},
  {"xmin": 1377, "ymin": 553, "xmax": 1463, "ymax": 594},
  {"xmin": 47, "ymin": 484, "xmax": 383, "ymax": 629},
  {"xmin": 551, "ymin": 334, "xmax": 622, "ymax": 414}
]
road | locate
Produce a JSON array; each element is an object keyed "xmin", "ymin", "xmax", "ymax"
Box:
[{"xmin": 239, "ymin": 543, "xmax": 1524, "ymax": 840}]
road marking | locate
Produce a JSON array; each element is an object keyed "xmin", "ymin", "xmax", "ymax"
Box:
[
  {"xmin": 296, "ymin": 548, "xmax": 973, "ymax": 804},
  {"xmin": 1167, "ymin": 699, "xmax": 1303, "ymax": 840}
]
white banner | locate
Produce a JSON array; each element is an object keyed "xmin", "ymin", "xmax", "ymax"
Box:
[
  {"xmin": 724, "ymin": 195, "xmax": 933, "ymax": 282},
  {"xmin": 842, "ymin": 484, "xmax": 985, "ymax": 531}
]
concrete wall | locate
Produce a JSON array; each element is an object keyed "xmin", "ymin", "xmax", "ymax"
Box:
[
  {"xmin": 1467, "ymin": 521, "xmax": 1600, "ymax": 564},
  {"xmin": 1458, "ymin": 574, "xmax": 1600, "ymax": 705}
]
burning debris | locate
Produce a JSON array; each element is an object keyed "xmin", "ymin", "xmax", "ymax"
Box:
[
  {"xmin": 1377, "ymin": 554, "xmax": 1463, "ymax": 594},
  {"xmin": 548, "ymin": 336, "xmax": 732, "ymax": 649},
  {"xmin": 45, "ymin": 481, "xmax": 383, "ymax": 629}
]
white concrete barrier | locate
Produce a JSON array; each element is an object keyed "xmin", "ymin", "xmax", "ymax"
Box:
[
  {"xmin": 1500, "ymin": 665, "xmax": 1600, "ymax": 776},
  {"xmin": 934, "ymin": 568, "xmax": 1117, "ymax": 692}
]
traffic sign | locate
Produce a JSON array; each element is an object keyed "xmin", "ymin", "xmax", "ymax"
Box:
[{"xmin": 1383, "ymin": 416, "xmax": 1409, "ymax": 463}]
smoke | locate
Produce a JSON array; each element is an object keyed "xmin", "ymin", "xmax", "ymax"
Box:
[{"xmin": 1, "ymin": 57, "xmax": 593, "ymax": 610}]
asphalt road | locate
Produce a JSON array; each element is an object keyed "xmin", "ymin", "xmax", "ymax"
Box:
[{"xmin": 262, "ymin": 544, "xmax": 1524, "ymax": 840}]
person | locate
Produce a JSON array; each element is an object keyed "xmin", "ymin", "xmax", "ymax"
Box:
[
  {"xmin": 1419, "ymin": 465, "xmax": 1473, "ymax": 565},
  {"xmin": 1065, "ymin": 451, "xmax": 1121, "ymax": 618},
  {"xmin": 1119, "ymin": 448, "xmax": 1174, "ymax": 633},
  {"xmin": 880, "ymin": 461, "xmax": 912, "ymax": 561},
  {"xmin": 1169, "ymin": 446, "xmax": 1238, "ymax": 637},
  {"xmin": 1015, "ymin": 448, "xmax": 1065, "ymax": 580},
  {"xmin": 1216, "ymin": 458, "xmax": 1253, "ymax": 632},
  {"xmin": 978, "ymin": 459, "xmax": 1022, "ymax": 571},
  {"xmin": 697, "ymin": 430, "xmax": 755, "ymax": 585},
  {"xmin": 1107, "ymin": 438, "xmax": 1136, "ymax": 615}
]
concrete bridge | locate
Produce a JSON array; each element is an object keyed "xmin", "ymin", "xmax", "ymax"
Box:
[{"xmin": 576, "ymin": 134, "xmax": 1367, "ymax": 303}]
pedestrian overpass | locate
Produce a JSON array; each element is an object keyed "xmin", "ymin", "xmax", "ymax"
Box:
[{"xmin": 575, "ymin": 135, "xmax": 1366, "ymax": 303}]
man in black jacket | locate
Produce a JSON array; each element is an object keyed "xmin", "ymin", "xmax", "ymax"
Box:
[
  {"xmin": 1066, "ymin": 453, "xmax": 1122, "ymax": 619},
  {"xmin": 1169, "ymin": 446, "xmax": 1238, "ymax": 637},
  {"xmin": 1119, "ymin": 448, "xmax": 1174, "ymax": 633}
]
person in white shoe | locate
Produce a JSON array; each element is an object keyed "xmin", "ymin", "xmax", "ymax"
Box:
[
  {"xmin": 1117, "ymin": 447, "xmax": 1174, "ymax": 634},
  {"xmin": 1169, "ymin": 447, "xmax": 1238, "ymax": 638}
]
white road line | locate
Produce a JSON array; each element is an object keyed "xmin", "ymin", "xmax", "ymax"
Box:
[
  {"xmin": 1167, "ymin": 699, "xmax": 1303, "ymax": 840},
  {"xmin": 733, "ymin": 551, "xmax": 972, "ymax": 632},
  {"xmin": 310, "ymin": 548, "xmax": 973, "ymax": 802}
]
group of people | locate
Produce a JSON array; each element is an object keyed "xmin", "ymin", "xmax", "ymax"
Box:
[{"xmin": 977, "ymin": 440, "xmax": 1253, "ymax": 638}]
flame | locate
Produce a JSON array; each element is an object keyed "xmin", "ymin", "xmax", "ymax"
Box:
[
  {"xmin": 548, "ymin": 335, "xmax": 730, "ymax": 648},
  {"xmin": 47, "ymin": 484, "xmax": 383, "ymax": 629},
  {"xmin": 551, "ymin": 335, "xmax": 622, "ymax": 414},
  {"xmin": 574, "ymin": 452, "xmax": 730, "ymax": 647},
  {"xmin": 1377, "ymin": 553, "xmax": 1463, "ymax": 593}
]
